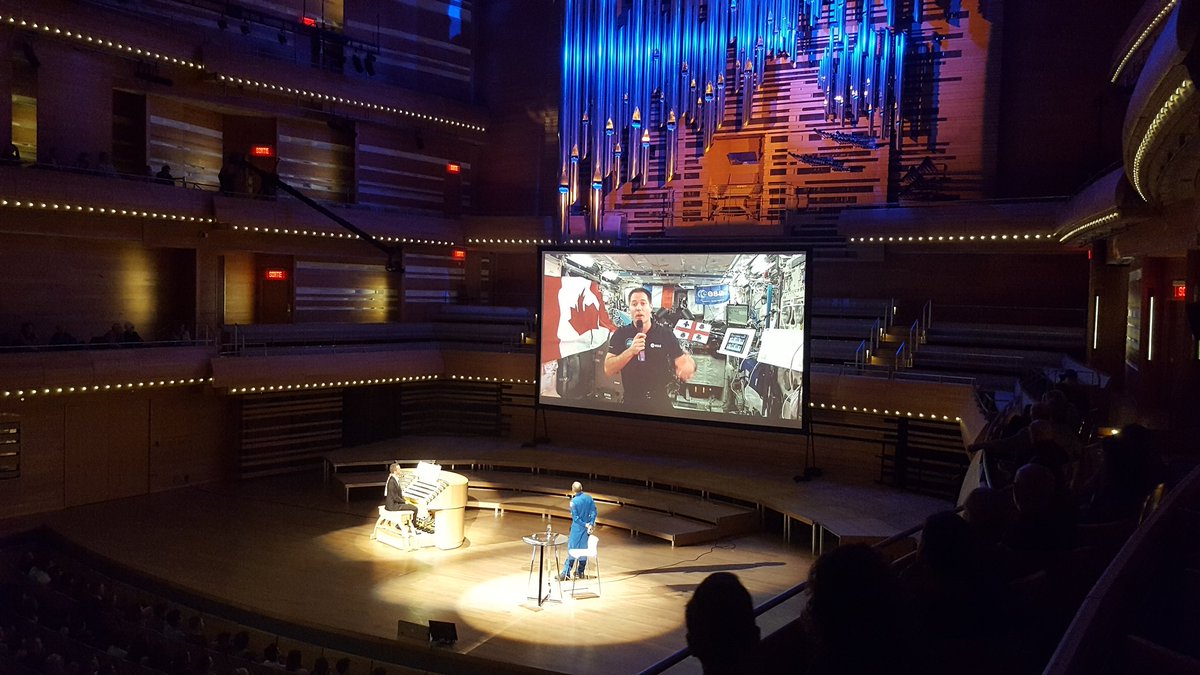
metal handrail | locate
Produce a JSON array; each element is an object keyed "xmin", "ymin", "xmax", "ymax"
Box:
[
  {"xmin": 908, "ymin": 319, "xmax": 921, "ymax": 354},
  {"xmin": 921, "ymin": 300, "xmax": 932, "ymax": 339},
  {"xmin": 870, "ymin": 318, "xmax": 882, "ymax": 352},
  {"xmin": 854, "ymin": 339, "xmax": 869, "ymax": 367},
  {"xmin": 895, "ymin": 340, "xmax": 910, "ymax": 368}
]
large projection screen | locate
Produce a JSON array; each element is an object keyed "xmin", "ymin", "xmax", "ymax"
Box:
[{"xmin": 537, "ymin": 247, "xmax": 810, "ymax": 432}]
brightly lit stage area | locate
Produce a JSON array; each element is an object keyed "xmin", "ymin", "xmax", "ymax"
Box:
[{"xmin": 10, "ymin": 435, "xmax": 950, "ymax": 674}]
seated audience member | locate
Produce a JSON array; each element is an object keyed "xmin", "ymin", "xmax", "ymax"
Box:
[
  {"xmin": 285, "ymin": 649, "xmax": 308, "ymax": 674},
  {"xmin": 801, "ymin": 544, "xmax": 916, "ymax": 675},
  {"xmin": 121, "ymin": 322, "xmax": 144, "ymax": 344},
  {"xmin": 262, "ymin": 642, "xmax": 284, "ymax": 668},
  {"xmin": 1083, "ymin": 424, "xmax": 1162, "ymax": 523},
  {"xmin": 48, "ymin": 325, "xmax": 77, "ymax": 346},
  {"xmin": 170, "ymin": 323, "xmax": 192, "ymax": 344},
  {"xmin": 685, "ymin": 572, "xmax": 761, "ymax": 673},
  {"xmin": 219, "ymin": 153, "xmax": 249, "ymax": 194},
  {"xmin": 184, "ymin": 615, "xmax": 206, "ymax": 647},
  {"xmin": 999, "ymin": 405, "xmax": 1032, "ymax": 438},
  {"xmin": 900, "ymin": 512, "xmax": 1009, "ymax": 654},
  {"xmin": 4, "ymin": 143, "xmax": 18, "ymax": 163},
  {"xmin": 1005, "ymin": 463, "xmax": 1078, "ymax": 572},
  {"xmin": 232, "ymin": 631, "xmax": 254, "ymax": 660},
  {"xmin": 335, "ymin": 657, "xmax": 352, "ymax": 675},
  {"xmin": 1054, "ymin": 369, "xmax": 1091, "ymax": 421},
  {"xmin": 16, "ymin": 321, "xmax": 38, "ymax": 346},
  {"xmin": 155, "ymin": 164, "xmax": 176, "ymax": 185},
  {"xmin": 963, "ymin": 486, "xmax": 1016, "ymax": 546},
  {"xmin": 95, "ymin": 152, "xmax": 118, "ymax": 177},
  {"xmin": 312, "ymin": 657, "xmax": 331, "ymax": 675},
  {"xmin": 92, "ymin": 322, "xmax": 123, "ymax": 345}
]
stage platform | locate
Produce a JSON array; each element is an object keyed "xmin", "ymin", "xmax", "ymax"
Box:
[
  {"xmin": 11, "ymin": 435, "xmax": 951, "ymax": 674},
  {"xmin": 324, "ymin": 435, "xmax": 951, "ymax": 552}
]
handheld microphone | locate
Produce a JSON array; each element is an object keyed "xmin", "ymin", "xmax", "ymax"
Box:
[{"xmin": 635, "ymin": 320, "xmax": 645, "ymax": 361}]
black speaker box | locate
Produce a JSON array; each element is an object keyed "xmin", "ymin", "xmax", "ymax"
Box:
[{"xmin": 428, "ymin": 620, "xmax": 458, "ymax": 644}]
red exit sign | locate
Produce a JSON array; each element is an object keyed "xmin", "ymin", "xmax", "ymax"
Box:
[
  {"xmin": 1173, "ymin": 281, "xmax": 1187, "ymax": 301},
  {"xmin": 251, "ymin": 145, "xmax": 275, "ymax": 157},
  {"xmin": 264, "ymin": 269, "xmax": 288, "ymax": 281}
]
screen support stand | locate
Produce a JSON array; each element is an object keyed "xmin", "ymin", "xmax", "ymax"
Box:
[
  {"xmin": 794, "ymin": 426, "xmax": 822, "ymax": 482},
  {"xmin": 521, "ymin": 406, "xmax": 551, "ymax": 448}
]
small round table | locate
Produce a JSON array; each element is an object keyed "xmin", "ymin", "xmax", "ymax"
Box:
[{"xmin": 523, "ymin": 531, "xmax": 567, "ymax": 606}]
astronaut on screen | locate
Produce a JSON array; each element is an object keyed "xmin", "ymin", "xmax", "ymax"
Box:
[
  {"xmin": 539, "ymin": 251, "xmax": 805, "ymax": 424},
  {"xmin": 603, "ymin": 286, "xmax": 696, "ymax": 414}
]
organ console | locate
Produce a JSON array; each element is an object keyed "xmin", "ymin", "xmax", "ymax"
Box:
[{"xmin": 388, "ymin": 461, "xmax": 468, "ymax": 550}]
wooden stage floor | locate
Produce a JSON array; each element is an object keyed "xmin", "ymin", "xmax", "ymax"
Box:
[{"xmin": 19, "ymin": 436, "xmax": 952, "ymax": 674}]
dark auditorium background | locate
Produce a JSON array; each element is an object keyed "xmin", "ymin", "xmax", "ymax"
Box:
[{"xmin": 0, "ymin": 0, "xmax": 1198, "ymax": 671}]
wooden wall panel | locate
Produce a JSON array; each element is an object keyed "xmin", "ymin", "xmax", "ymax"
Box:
[
  {"xmin": 64, "ymin": 397, "xmax": 149, "ymax": 506},
  {"xmin": 0, "ymin": 401, "xmax": 65, "ymax": 516},
  {"xmin": 355, "ymin": 123, "xmax": 471, "ymax": 214},
  {"xmin": 293, "ymin": 260, "xmax": 399, "ymax": 323},
  {"xmin": 402, "ymin": 251, "xmax": 465, "ymax": 320},
  {"xmin": 36, "ymin": 42, "xmax": 114, "ymax": 166},
  {"xmin": 0, "ymin": 234, "xmax": 195, "ymax": 344},
  {"xmin": 238, "ymin": 390, "xmax": 343, "ymax": 477},
  {"xmin": 222, "ymin": 251, "xmax": 257, "ymax": 326},
  {"xmin": 147, "ymin": 97, "xmax": 224, "ymax": 187},
  {"xmin": 148, "ymin": 390, "xmax": 232, "ymax": 492},
  {"xmin": 0, "ymin": 390, "xmax": 228, "ymax": 518},
  {"xmin": 276, "ymin": 118, "xmax": 355, "ymax": 203}
]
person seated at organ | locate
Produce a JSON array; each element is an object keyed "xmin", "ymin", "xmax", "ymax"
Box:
[{"xmin": 384, "ymin": 463, "xmax": 418, "ymax": 535}]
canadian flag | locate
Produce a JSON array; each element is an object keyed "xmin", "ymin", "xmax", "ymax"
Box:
[
  {"xmin": 541, "ymin": 276, "xmax": 618, "ymax": 363},
  {"xmin": 673, "ymin": 319, "xmax": 712, "ymax": 344}
]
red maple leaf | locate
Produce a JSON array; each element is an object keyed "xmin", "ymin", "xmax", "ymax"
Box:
[{"xmin": 568, "ymin": 290, "xmax": 605, "ymax": 335}]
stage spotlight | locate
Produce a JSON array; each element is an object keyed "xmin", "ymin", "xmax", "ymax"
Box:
[
  {"xmin": 364, "ymin": 52, "xmax": 376, "ymax": 76},
  {"xmin": 352, "ymin": 54, "xmax": 363, "ymax": 73},
  {"xmin": 240, "ymin": 20, "xmax": 251, "ymax": 35}
]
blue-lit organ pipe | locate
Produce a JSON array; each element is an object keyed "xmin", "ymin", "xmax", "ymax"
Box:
[{"xmin": 559, "ymin": 0, "xmax": 916, "ymax": 238}]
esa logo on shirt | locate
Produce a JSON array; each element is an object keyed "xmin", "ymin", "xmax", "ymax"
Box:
[{"xmin": 625, "ymin": 338, "xmax": 661, "ymax": 350}]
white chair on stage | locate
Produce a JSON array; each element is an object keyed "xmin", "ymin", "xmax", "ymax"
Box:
[
  {"xmin": 568, "ymin": 534, "xmax": 601, "ymax": 597},
  {"xmin": 372, "ymin": 505, "xmax": 415, "ymax": 548}
]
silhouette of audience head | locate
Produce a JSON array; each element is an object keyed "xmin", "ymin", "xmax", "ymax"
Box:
[
  {"xmin": 1013, "ymin": 463, "xmax": 1057, "ymax": 515},
  {"xmin": 685, "ymin": 571, "xmax": 760, "ymax": 673},
  {"xmin": 806, "ymin": 543, "xmax": 910, "ymax": 673},
  {"xmin": 917, "ymin": 511, "xmax": 976, "ymax": 575},
  {"xmin": 963, "ymin": 486, "xmax": 1014, "ymax": 544}
]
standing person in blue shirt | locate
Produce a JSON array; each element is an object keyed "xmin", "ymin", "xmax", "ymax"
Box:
[{"xmin": 560, "ymin": 481, "xmax": 597, "ymax": 581}]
